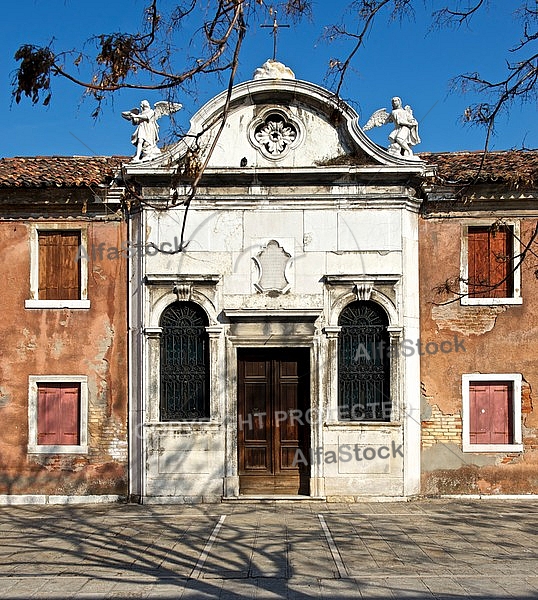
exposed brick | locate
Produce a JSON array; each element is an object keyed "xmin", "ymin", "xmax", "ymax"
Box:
[{"xmin": 422, "ymin": 403, "xmax": 462, "ymax": 449}]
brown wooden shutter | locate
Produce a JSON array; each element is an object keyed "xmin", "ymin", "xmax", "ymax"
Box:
[
  {"xmin": 38, "ymin": 231, "xmax": 81, "ymax": 300},
  {"xmin": 489, "ymin": 227, "xmax": 512, "ymax": 298},
  {"xmin": 468, "ymin": 227, "xmax": 489, "ymax": 298},
  {"xmin": 37, "ymin": 384, "xmax": 80, "ymax": 445},
  {"xmin": 468, "ymin": 227, "xmax": 512, "ymax": 298},
  {"xmin": 469, "ymin": 382, "xmax": 512, "ymax": 445}
]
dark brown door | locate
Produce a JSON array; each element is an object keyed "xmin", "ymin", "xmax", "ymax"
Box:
[{"xmin": 238, "ymin": 348, "xmax": 310, "ymax": 495}]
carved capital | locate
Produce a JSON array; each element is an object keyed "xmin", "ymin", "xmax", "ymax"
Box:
[
  {"xmin": 205, "ymin": 325, "xmax": 224, "ymax": 339},
  {"xmin": 387, "ymin": 326, "xmax": 403, "ymax": 341},
  {"xmin": 322, "ymin": 326, "xmax": 342, "ymax": 339},
  {"xmin": 144, "ymin": 327, "xmax": 162, "ymax": 339}
]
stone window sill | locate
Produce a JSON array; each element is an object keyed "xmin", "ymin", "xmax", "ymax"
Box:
[{"xmin": 25, "ymin": 300, "xmax": 90, "ymax": 309}]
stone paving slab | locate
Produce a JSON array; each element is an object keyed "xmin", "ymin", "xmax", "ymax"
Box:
[{"xmin": 0, "ymin": 499, "xmax": 537, "ymax": 598}]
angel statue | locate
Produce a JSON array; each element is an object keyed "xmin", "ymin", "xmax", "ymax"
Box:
[
  {"xmin": 363, "ymin": 97, "xmax": 420, "ymax": 158},
  {"xmin": 122, "ymin": 100, "xmax": 182, "ymax": 162}
]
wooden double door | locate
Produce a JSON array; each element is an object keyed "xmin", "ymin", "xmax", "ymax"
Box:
[{"xmin": 238, "ymin": 348, "xmax": 310, "ymax": 495}]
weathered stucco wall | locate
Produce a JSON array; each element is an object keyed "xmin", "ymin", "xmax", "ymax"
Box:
[
  {"xmin": 134, "ymin": 180, "xmax": 421, "ymax": 500},
  {"xmin": 419, "ymin": 217, "xmax": 538, "ymax": 494},
  {"xmin": 0, "ymin": 219, "xmax": 128, "ymax": 495}
]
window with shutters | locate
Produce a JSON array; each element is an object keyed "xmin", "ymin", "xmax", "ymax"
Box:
[
  {"xmin": 460, "ymin": 222, "xmax": 521, "ymax": 305},
  {"xmin": 28, "ymin": 375, "xmax": 88, "ymax": 454},
  {"xmin": 159, "ymin": 302, "xmax": 210, "ymax": 421},
  {"xmin": 38, "ymin": 231, "xmax": 80, "ymax": 300},
  {"xmin": 338, "ymin": 301, "xmax": 391, "ymax": 421},
  {"xmin": 462, "ymin": 374, "xmax": 523, "ymax": 452},
  {"xmin": 25, "ymin": 225, "xmax": 90, "ymax": 309}
]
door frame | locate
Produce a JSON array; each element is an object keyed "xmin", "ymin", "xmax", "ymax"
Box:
[
  {"xmin": 221, "ymin": 335, "xmax": 324, "ymax": 499},
  {"xmin": 237, "ymin": 347, "xmax": 311, "ymax": 495}
]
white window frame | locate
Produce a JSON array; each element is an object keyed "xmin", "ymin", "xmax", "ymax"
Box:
[
  {"xmin": 460, "ymin": 220, "xmax": 522, "ymax": 305},
  {"xmin": 462, "ymin": 373, "xmax": 523, "ymax": 453},
  {"xmin": 28, "ymin": 375, "xmax": 89, "ymax": 454},
  {"xmin": 25, "ymin": 224, "xmax": 90, "ymax": 309}
]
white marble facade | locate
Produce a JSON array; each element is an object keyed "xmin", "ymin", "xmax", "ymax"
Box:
[{"xmin": 123, "ymin": 70, "xmax": 430, "ymax": 502}]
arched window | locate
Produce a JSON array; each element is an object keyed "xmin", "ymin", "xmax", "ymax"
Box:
[
  {"xmin": 159, "ymin": 302, "xmax": 210, "ymax": 421},
  {"xmin": 338, "ymin": 301, "xmax": 390, "ymax": 421}
]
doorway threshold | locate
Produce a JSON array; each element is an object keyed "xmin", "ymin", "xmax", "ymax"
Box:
[{"xmin": 224, "ymin": 495, "xmax": 326, "ymax": 502}]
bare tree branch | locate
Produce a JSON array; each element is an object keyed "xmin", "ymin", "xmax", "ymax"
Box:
[
  {"xmin": 12, "ymin": 1, "xmax": 276, "ymax": 113},
  {"xmin": 433, "ymin": 0, "xmax": 486, "ymax": 27},
  {"xmin": 177, "ymin": 3, "xmax": 247, "ymax": 251},
  {"xmin": 324, "ymin": 0, "xmax": 414, "ymax": 96}
]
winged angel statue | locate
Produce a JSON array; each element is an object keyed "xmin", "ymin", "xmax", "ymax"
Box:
[
  {"xmin": 122, "ymin": 100, "xmax": 182, "ymax": 162},
  {"xmin": 363, "ymin": 97, "xmax": 420, "ymax": 158}
]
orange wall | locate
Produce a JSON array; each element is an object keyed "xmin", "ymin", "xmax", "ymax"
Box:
[
  {"xmin": 419, "ymin": 217, "xmax": 538, "ymax": 494},
  {"xmin": 0, "ymin": 220, "xmax": 128, "ymax": 495}
]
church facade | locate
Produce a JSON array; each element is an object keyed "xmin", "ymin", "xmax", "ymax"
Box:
[
  {"xmin": 123, "ymin": 72, "xmax": 429, "ymax": 502},
  {"xmin": 1, "ymin": 65, "xmax": 537, "ymax": 503}
]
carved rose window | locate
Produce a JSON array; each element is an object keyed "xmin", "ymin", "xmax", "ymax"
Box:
[
  {"xmin": 250, "ymin": 112, "xmax": 301, "ymax": 159},
  {"xmin": 255, "ymin": 117, "xmax": 297, "ymax": 155}
]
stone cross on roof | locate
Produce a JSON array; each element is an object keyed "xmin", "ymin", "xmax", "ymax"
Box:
[{"xmin": 261, "ymin": 11, "xmax": 290, "ymax": 61}]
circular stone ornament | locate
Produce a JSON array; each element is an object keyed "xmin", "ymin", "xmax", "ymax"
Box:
[{"xmin": 249, "ymin": 108, "xmax": 303, "ymax": 160}]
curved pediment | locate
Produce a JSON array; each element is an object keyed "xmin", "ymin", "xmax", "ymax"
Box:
[{"xmin": 129, "ymin": 75, "xmax": 427, "ymax": 175}]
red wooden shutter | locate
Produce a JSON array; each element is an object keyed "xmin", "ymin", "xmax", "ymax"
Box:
[
  {"xmin": 490, "ymin": 383, "xmax": 512, "ymax": 443},
  {"xmin": 59, "ymin": 386, "xmax": 80, "ymax": 445},
  {"xmin": 37, "ymin": 385, "xmax": 60, "ymax": 445},
  {"xmin": 37, "ymin": 384, "xmax": 80, "ymax": 445},
  {"xmin": 469, "ymin": 382, "xmax": 512, "ymax": 445},
  {"xmin": 38, "ymin": 232, "xmax": 81, "ymax": 300},
  {"xmin": 468, "ymin": 227, "xmax": 512, "ymax": 298}
]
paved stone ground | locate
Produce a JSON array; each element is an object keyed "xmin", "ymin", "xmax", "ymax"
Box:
[{"xmin": 0, "ymin": 499, "xmax": 537, "ymax": 599}]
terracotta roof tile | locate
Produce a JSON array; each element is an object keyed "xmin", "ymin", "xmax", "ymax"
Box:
[
  {"xmin": 1, "ymin": 151, "xmax": 537, "ymax": 189},
  {"xmin": 0, "ymin": 156, "xmax": 127, "ymax": 188},
  {"xmin": 419, "ymin": 150, "xmax": 538, "ymax": 188}
]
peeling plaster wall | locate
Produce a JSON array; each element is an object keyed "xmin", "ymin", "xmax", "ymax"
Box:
[
  {"xmin": 419, "ymin": 217, "xmax": 538, "ymax": 495},
  {"xmin": 0, "ymin": 220, "xmax": 128, "ymax": 495}
]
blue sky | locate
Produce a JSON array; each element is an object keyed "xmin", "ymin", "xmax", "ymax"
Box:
[{"xmin": 1, "ymin": 1, "xmax": 536, "ymax": 158}]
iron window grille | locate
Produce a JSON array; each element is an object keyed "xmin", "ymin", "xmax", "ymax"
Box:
[
  {"xmin": 338, "ymin": 301, "xmax": 390, "ymax": 421},
  {"xmin": 159, "ymin": 302, "xmax": 210, "ymax": 421}
]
